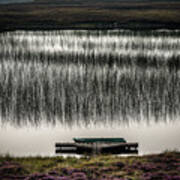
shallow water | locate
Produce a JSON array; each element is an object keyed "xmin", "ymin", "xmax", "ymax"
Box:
[
  {"xmin": 0, "ymin": 121, "xmax": 180, "ymax": 157},
  {"xmin": 0, "ymin": 30, "xmax": 180, "ymax": 156}
]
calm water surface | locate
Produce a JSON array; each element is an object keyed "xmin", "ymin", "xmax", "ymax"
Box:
[{"xmin": 0, "ymin": 30, "xmax": 180, "ymax": 156}]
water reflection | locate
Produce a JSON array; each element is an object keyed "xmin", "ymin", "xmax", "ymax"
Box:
[{"xmin": 0, "ymin": 30, "xmax": 180, "ymax": 126}]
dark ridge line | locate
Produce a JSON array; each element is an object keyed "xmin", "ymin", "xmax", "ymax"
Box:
[{"xmin": 1, "ymin": 23, "xmax": 180, "ymax": 33}]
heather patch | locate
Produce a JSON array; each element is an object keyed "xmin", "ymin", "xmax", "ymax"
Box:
[{"xmin": 0, "ymin": 152, "xmax": 179, "ymax": 180}]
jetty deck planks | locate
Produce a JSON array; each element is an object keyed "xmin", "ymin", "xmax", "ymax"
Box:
[{"xmin": 55, "ymin": 142, "xmax": 138, "ymax": 154}]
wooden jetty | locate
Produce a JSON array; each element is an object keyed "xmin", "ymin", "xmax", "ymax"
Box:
[
  {"xmin": 73, "ymin": 137, "xmax": 126, "ymax": 143},
  {"xmin": 55, "ymin": 138, "xmax": 138, "ymax": 155}
]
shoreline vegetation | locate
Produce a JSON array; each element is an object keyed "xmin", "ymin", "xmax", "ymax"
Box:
[
  {"xmin": 1, "ymin": 0, "xmax": 180, "ymax": 32},
  {"xmin": 0, "ymin": 151, "xmax": 179, "ymax": 179}
]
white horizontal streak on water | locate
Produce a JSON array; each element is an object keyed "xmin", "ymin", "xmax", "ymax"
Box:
[{"xmin": 1, "ymin": 31, "xmax": 180, "ymax": 60}]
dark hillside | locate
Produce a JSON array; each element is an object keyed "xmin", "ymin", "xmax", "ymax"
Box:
[{"xmin": 0, "ymin": 0, "xmax": 180, "ymax": 31}]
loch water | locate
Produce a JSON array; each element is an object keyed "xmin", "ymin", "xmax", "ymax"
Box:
[{"xmin": 0, "ymin": 30, "xmax": 180, "ymax": 156}]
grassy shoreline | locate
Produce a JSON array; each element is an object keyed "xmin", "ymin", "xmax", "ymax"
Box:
[{"xmin": 0, "ymin": 151, "xmax": 179, "ymax": 179}]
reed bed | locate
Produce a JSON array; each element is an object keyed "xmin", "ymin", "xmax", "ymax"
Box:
[
  {"xmin": 0, "ymin": 62, "xmax": 180, "ymax": 126},
  {"xmin": 0, "ymin": 30, "xmax": 180, "ymax": 126},
  {"xmin": 0, "ymin": 30, "xmax": 180, "ymax": 67}
]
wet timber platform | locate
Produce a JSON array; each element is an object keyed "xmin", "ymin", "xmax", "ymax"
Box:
[{"xmin": 55, "ymin": 138, "xmax": 138, "ymax": 155}]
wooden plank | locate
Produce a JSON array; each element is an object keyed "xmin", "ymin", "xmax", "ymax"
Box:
[
  {"xmin": 101, "ymin": 143, "xmax": 138, "ymax": 149},
  {"xmin": 55, "ymin": 141, "xmax": 139, "ymax": 154},
  {"xmin": 55, "ymin": 143, "xmax": 76, "ymax": 147},
  {"xmin": 55, "ymin": 142, "xmax": 138, "ymax": 149},
  {"xmin": 56, "ymin": 149, "xmax": 77, "ymax": 154},
  {"xmin": 73, "ymin": 138, "xmax": 126, "ymax": 143}
]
